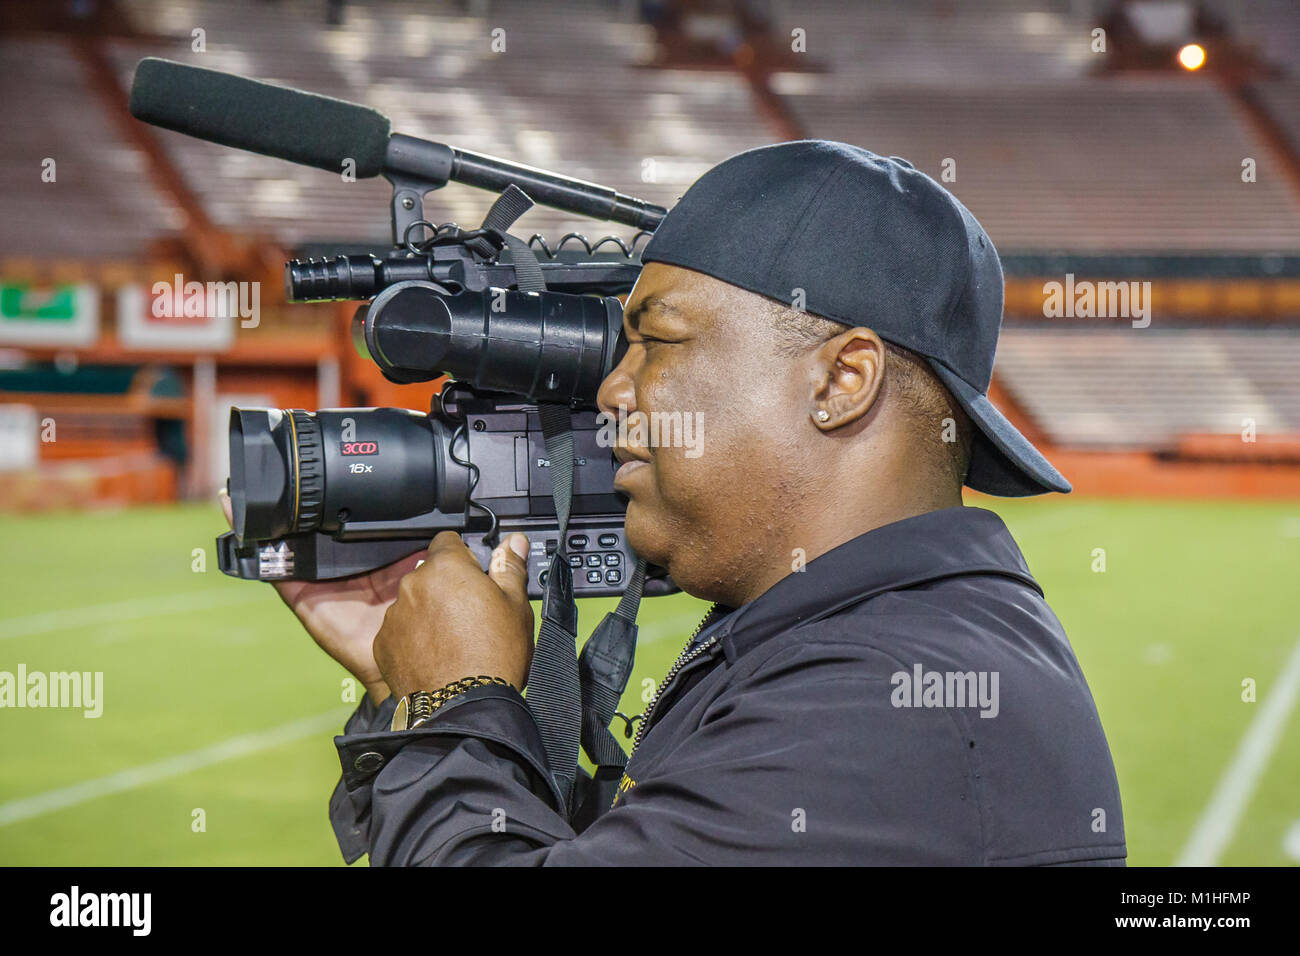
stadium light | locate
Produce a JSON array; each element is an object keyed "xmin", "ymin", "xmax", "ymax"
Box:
[{"xmin": 1177, "ymin": 43, "xmax": 1206, "ymax": 71}]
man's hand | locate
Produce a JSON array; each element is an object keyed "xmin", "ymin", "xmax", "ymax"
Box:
[
  {"xmin": 374, "ymin": 531, "xmax": 534, "ymax": 699},
  {"xmin": 220, "ymin": 489, "xmax": 419, "ymax": 705}
]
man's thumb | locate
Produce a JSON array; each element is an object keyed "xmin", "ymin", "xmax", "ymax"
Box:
[{"xmin": 489, "ymin": 533, "xmax": 530, "ymax": 599}]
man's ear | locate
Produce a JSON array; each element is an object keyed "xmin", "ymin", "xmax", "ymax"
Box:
[{"xmin": 809, "ymin": 327, "xmax": 886, "ymax": 430}]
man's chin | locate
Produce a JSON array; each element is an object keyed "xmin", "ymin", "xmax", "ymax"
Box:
[
  {"xmin": 622, "ymin": 500, "xmax": 671, "ymax": 572},
  {"xmin": 625, "ymin": 506, "xmax": 724, "ymax": 602}
]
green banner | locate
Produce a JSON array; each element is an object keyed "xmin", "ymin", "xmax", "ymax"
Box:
[{"xmin": 0, "ymin": 283, "xmax": 99, "ymax": 345}]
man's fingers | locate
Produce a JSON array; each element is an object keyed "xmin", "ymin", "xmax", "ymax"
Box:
[
  {"xmin": 426, "ymin": 530, "xmax": 464, "ymax": 554},
  {"xmin": 488, "ymin": 533, "xmax": 530, "ymax": 602},
  {"xmin": 425, "ymin": 530, "xmax": 480, "ymax": 565},
  {"xmin": 218, "ymin": 488, "xmax": 233, "ymax": 529}
]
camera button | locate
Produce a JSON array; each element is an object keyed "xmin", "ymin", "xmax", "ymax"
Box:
[
  {"xmin": 598, "ymin": 533, "xmax": 618, "ymax": 547},
  {"xmin": 586, "ymin": 569, "xmax": 603, "ymax": 585},
  {"xmin": 568, "ymin": 534, "xmax": 589, "ymax": 550},
  {"xmin": 604, "ymin": 552, "xmax": 621, "ymax": 567},
  {"xmin": 604, "ymin": 569, "xmax": 622, "ymax": 585},
  {"xmin": 567, "ymin": 554, "xmax": 583, "ymax": 569}
]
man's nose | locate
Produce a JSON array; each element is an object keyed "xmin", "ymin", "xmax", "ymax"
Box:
[{"xmin": 597, "ymin": 354, "xmax": 636, "ymax": 421}]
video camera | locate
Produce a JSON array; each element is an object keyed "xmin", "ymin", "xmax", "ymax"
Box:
[{"xmin": 129, "ymin": 58, "xmax": 677, "ymax": 600}]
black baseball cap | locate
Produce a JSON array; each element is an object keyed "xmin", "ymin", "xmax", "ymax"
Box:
[{"xmin": 640, "ymin": 140, "xmax": 1069, "ymax": 496}]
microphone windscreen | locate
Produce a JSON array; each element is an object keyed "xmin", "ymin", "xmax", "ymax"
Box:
[{"xmin": 129, "ymin": 57, "xmax": 390, "ymax": 178}]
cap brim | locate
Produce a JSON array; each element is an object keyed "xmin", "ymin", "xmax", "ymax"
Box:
[{"xmin": 927, "ymin": 360, "xmax": 1072, "ymax": 497}]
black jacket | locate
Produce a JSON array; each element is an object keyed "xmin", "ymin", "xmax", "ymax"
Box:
[{"xmin": 329, "ymin": 506, "xmax": 1126, "ymax": 865}]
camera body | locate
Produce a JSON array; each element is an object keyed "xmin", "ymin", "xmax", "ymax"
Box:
[
  {"xmin": 217, "ymin": 231, "xmax": 676, "ymax": 599},
  {"xmin": 217, "ymin": 384, "xmax": 678, "ymax": 599}
]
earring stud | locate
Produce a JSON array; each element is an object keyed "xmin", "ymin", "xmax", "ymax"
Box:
[{"xmin": 815, "ymin": 409, "xmax": 830, "ymax": 422}]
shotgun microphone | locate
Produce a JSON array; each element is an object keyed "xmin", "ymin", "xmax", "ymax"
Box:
[
  {"xmin": 129, "ymin": 56, "xmax": 391, "ymax": 177},
  {"xmin": 128, "ymin": 58, "xmax": 666, "ymax": 230}
]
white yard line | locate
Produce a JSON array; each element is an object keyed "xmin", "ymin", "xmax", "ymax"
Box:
[
  {"xmin": 0, "ymin": 708, "xmax": 351, "ymax": 828},
  {"xmin": 0, "ymin": 589, "xmax": 264, "ymax": 641},
  {"xmin": 0, "ymin": 602, "xmax": 698, "ymax": 828},
  {"xmin": 1175, "ymin": 633, "xmax": 1300, "ymax": 866}
]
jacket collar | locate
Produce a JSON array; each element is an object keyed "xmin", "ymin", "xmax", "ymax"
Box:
[{"xmin": 713, "ymin": 506, "xmax": 1042, "ymax": 663}]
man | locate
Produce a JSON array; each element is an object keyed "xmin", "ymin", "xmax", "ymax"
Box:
[{"xmin": 243, "ymin": 141, "xmax": 1126, "ymax": 865}]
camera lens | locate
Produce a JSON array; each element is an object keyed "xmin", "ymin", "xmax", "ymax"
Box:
[
  {"xmin": 228, "ymin": 406, "xmax": 465, "ymax": 543},
  {"xmin": 228, "ymin": 408, "xmax": 319, "ymax": 540},
  {"xmin": 229, "ymin": 409, "xmax": 289, "ymax": 539}
]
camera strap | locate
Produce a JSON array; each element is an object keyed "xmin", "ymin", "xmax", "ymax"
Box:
[
  {"xmin": 577, "ymin": 558, "xmax": 646, "ymax": 761},
  {"xmin": 492, "ymin": 200, "xmax": 585, "ymax": 814},
  {"xmin": 482, "ymin": 189, "xmax": 646, "ymax": 821},
  {"xmin": 530, "ymin": 406, "xmax": 648, "ymax": 824},
  {"xmin": 529, "ymin": 404, "xmax": 583, "ymax": 814},
  {"xmin": 468, "ymin": 184, "xmax": 547, "ymax": 292}
]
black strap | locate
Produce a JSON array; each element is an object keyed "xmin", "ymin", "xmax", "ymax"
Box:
[
  {"xmin": 469, "ymin": 184, "xmax": 548, "ymax": 295},
  {"xmin": 578, "ymin": 558, "xmax": 646, "ymax": 771},
  {"xmin": 569, "ymin": 558, "xmax": 646, "ymax": 832},
  {"xmin": 524, "ymin": 367, "xmax": 585, "ymax": 814},
  {"xmin": 477, "ymin": 186, "xmax": 645, "ymax": 821},
  {"xmin": 529, "ymin": 543, "xmax": 581, "ymax": 812},
  {"xmin": 465, "ymin": 184, "xmax": 532, "ymax": 258},
  {"xmin": 473, "ymin": 185, "xmax": 584, "ymax": 812},
  {"xmin": 537, "ymin": 404, "xmax": 574, "ymax": 531},
  {"xmin": 501, "ymin": 232, "xmax": 545, "ymax": 294}
]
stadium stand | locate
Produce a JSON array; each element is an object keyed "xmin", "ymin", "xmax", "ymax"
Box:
[
  {"xmin": 769, "ymin": 0, "xmax": 1093, "ymax": 91},
  {"xmin": 995, "ymin": 325, "xmax": 1300, "ymax": 449},
  {"xmin": 1, "ymin": 0, "xmax": 1298, "ymax": 506},
  {"xmin": 1203, "ymin": 0, "xmax": 1300, "ymax": 74},
  {"xmin": 106, "ymin": 0, "xmax": 776, "ymax": 248},
  {"xmin": 769, "ymin": 0, "xmax": 1300, "ymax": 252},
  {"xmin": 0, "ymin": 37, "xmax": 182, "ymax": 260},
  {"xmin": 783, "ymin": 76, "xmax": 1300, "ymax": 252}
]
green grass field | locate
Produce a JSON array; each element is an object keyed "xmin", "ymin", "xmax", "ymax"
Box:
[{"xmin": 1, "ymin": 497, "xmax": 1297, "ymax": 865}]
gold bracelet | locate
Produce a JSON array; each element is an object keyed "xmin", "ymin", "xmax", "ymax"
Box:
[{"xmin": 391, "ymin": 676, "xmax": 513, "ymax": 731}]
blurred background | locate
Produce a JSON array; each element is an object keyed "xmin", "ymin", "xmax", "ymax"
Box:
[{"xmin": 0, "ymin": 0, "xmax": 1297, "ymax": 865}]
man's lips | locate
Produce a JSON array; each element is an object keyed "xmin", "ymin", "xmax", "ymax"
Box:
[
  {"xmin": 612, "ymin": 447, "xmax": 649, "ymax": 465},
  {"xmin": 612, "ymin": 448, "xmax": 650, "ymax": 488},
  {"xmin": 614, "ymin": 459, "xmax": 648, "ymax": 485}
]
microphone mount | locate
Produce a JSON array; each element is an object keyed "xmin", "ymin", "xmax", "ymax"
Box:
[
  {"xmin": 384, "ymin": 135, "xmax": 456, "ymax": 249},
  {"xmin": 381, "ymin": 134, "xmax": 667, "ymax": 249}
]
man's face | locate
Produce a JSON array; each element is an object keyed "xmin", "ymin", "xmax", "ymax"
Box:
[{"xmin": 596, "ymin": 262, "xmax": 814, "ymax": 604}]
